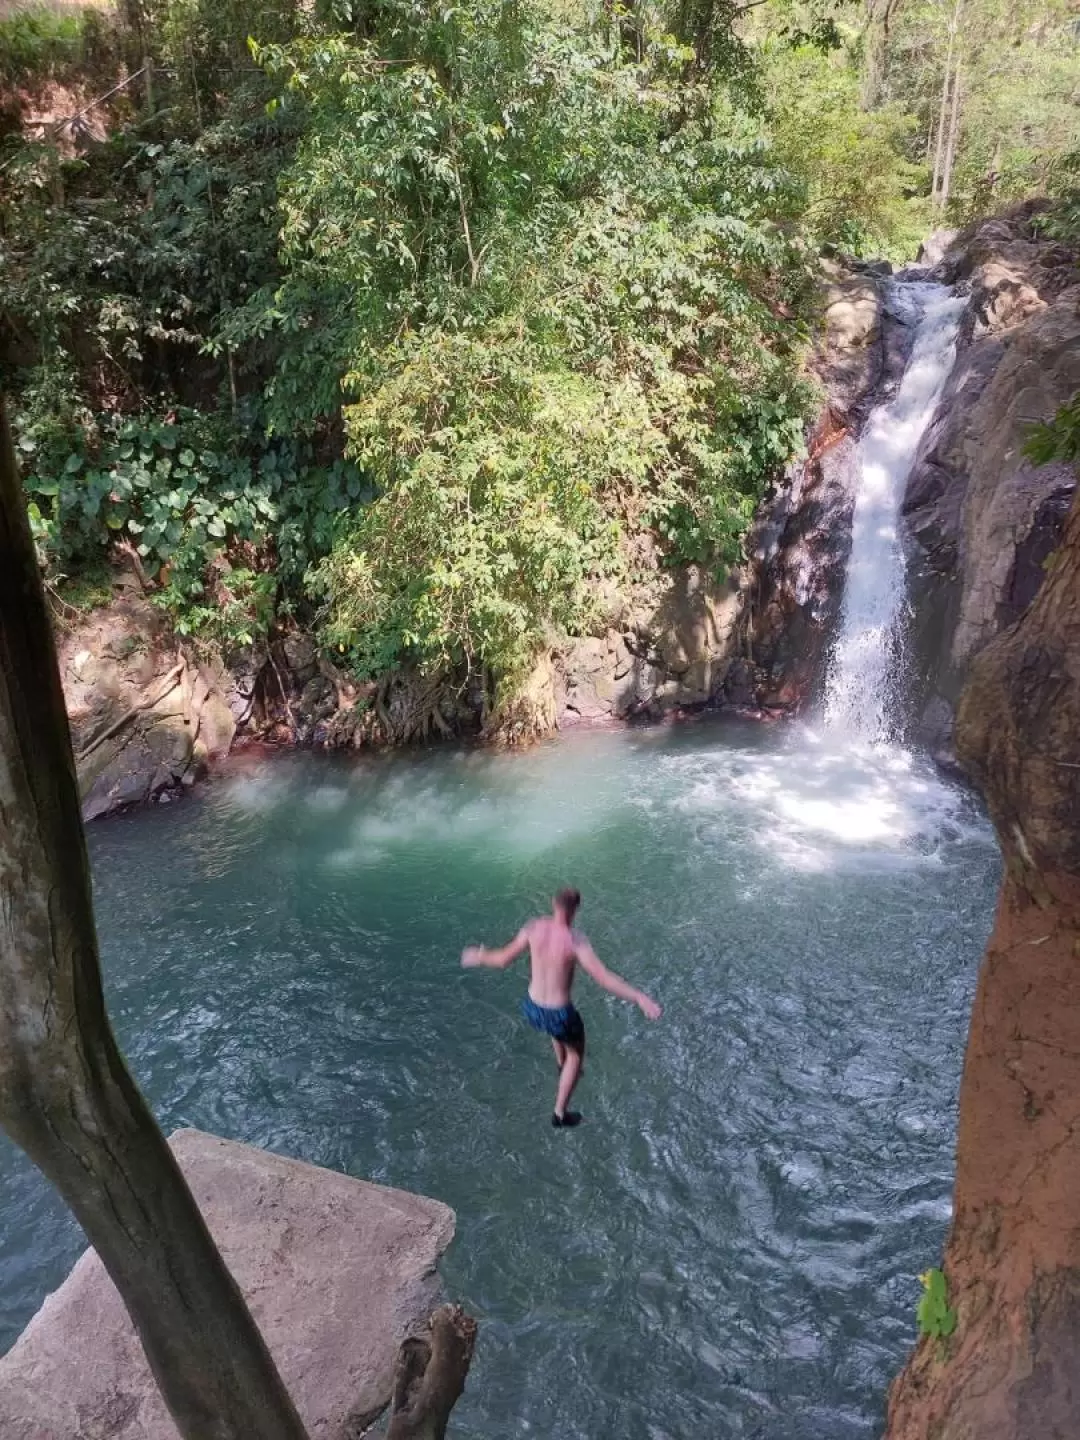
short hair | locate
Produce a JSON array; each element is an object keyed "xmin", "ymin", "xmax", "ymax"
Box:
[{"xmin": 555, "ymin": 887, "xmax": 581, "ymax": 920}]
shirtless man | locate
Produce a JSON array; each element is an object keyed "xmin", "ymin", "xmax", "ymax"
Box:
[{"xmin": 461, "ymin": 887, "xmax": 662, "ymax": 1128}]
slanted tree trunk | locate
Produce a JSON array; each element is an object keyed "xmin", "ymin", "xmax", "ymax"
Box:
[
  {"xmin": 0, "ymin": 402, "xmax": 311, "ymax": 1440},
  {"xmin": 885, "ymin": 488, "xmax": 1080, "ymax": 1437}
]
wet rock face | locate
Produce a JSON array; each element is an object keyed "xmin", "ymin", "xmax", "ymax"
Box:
[
  {"xmin": 742, "ymin": 425, "xmax": 858, "ymax": 710},
  {"xmin": 886, "ymin": 234, "xmax": 1080, "ymax": 1435},
  {"xmin": 904, "ymin": 208, "xmax": 1080, "ymax": 757},
  {"xmin": 885, "ymin": 495, "xmax": 1080, "ymax": 1440}
]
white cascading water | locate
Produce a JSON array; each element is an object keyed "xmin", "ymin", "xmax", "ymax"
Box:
[{"xmin": 825, "ymin": 281, "xmax": 966, "ymax": 739}]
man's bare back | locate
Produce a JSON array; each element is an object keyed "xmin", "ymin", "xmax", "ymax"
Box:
[
  {"xmin": 461, "ymin": 887, "xmax": 661, "ymax": 1128},
  {"xmin": 519, "ymin": 914, "xmax": 582, "ymax": 1007}
]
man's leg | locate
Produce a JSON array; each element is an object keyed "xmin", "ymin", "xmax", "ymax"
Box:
[
  {"xmin": 552, "ymin": 1035, "xmax": 585, "ymax": 1126},
  {"xmin": 551, "ymin": 1037, "xmax": 566, "ymax": 1069}
]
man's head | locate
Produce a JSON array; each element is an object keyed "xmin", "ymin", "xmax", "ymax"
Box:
[{"xmin": 553, "ymin": 887, "xmax": 581, "ymax": 923}]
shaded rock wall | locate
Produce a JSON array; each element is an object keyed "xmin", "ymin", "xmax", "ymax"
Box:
[
  {"xmin": 904, "ymin": 204, "xmax": 1080, "ymax": 758},
  {"xmin": 557, "ymin": 565, "xmax": 743, "ymax": 725}
]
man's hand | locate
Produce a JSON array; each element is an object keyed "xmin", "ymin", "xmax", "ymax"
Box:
[
  {"xmin": 461, "ymin": 946, "xmax": 485, "ymax": 968},
  {"xmin": 638, "ymin": 993, "xmax": 662, "ymax": 1020}
]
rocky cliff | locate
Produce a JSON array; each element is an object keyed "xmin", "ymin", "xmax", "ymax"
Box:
[
  {"xmin": 904, "ymin": 203, "xmax": 1080, "ymax": 760},
  {"xmin": 60, "ymin": 256, "xmax": 884, "ymax": 816},
  {"xmin": 885, "ymin": 484, "xmax": 1080, "ymax": 1440},
  {"xmin": 549, "ymin": 255, "xmax": 913, "ymax": 725},
  {"xmin": 57, "ymin": 584, "xmax": 236, "ymax": 820}
]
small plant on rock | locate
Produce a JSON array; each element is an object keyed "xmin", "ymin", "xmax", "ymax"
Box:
[{"xmin": 916, "ymin": 1267, "xmax": 958, "ymax": 1346}]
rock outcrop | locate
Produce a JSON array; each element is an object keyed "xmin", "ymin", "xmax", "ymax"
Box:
[
  {"xmin": 904, "ymin": 203, "xmax": 1080, "ymax": 758},
  {"xmin": 0, "ymin": 1129, "xmax": 457, "ymax": 1440},
  {"xmin": 885, "ymin": 487, "xmax": 1080, "ymax": 1440},
  {"xmin": 557, "ymin": 564, "xmax": 743, "ymax": 725},
  {"xmin": 57, "ymin": 585, "xmax": 236, "ymax": 820}
]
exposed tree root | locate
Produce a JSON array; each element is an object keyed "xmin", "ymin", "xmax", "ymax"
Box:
[{"xmin": 384, "ymin": 1305, "xmax": 478, "ymax": 1440}]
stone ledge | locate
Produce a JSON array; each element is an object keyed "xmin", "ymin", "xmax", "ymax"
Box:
[{"xmin": 0, "ymin": 1129, "xmax": 456, "ymax": 1440}]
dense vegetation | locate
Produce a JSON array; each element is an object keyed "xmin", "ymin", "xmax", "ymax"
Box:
[{"xmin": 1, "ymin": 0, "xmax": 1077, "ymax": 720}]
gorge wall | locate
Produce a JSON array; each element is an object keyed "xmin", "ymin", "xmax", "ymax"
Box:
[{"xmin": 904, "ymin": 204, "xmax": 1080, "ymax": 760}]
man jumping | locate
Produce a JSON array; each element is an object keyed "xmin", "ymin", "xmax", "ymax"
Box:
[{"xmin": 461, "ymin": 888, "xmax": 662, "ymax": 1128}]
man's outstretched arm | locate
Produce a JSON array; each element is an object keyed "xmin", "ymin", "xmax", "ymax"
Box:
[
  {"xmin": 461, "ymin": 926, "xmax": 530, "ymax": 970},
  {"xmin": 574, "ymin": 937, "xmax": 662, "ymax": 1019}
]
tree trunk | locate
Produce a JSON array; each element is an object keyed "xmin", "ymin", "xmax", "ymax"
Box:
[
  {"xmin": 939, "ymin": 61, "xmax": 962, "ymax": 212},
  {"xmin": 0, "ymin": 402, "xmax": 311, "ymax": 1440},
  {"xmin": 885, "ymin": 489, "xmax": 1080, "ymax": 1437},
  {"xmin": 931, "ymin": 0, "xmax": 961, "ymax": 209}
]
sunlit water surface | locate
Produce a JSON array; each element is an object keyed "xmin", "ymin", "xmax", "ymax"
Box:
[{"xmin": 0, "ymin": 720, "xmax": 999, "ymax": 1438}]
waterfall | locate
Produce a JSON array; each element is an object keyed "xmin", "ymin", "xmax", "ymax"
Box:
[{"xmin": 824, "ymin": 281, "xmax": 966, "ymax": 739}]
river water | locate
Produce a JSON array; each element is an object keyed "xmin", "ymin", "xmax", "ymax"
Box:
[{"xmin": 0, "ymin": 720, "xmax": 999, "ymax": 1438}]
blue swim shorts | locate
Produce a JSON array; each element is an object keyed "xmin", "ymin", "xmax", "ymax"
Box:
[{"xmin": 521, "ymin": 996, "xmax": 585, "ymax": 1051}]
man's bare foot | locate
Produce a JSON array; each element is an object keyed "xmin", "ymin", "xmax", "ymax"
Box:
[{"xmin": 552, "ymin": 1111, "xmax": 583, "ymax": 1128}]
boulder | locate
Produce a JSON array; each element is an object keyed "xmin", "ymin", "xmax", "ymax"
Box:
[
  {"xmin": 281, "ymin": 632, "xmax": 318, "ymax": 686},
  {"xmin": 0, "ymin": 1129, "xmax": 455, "ymax": 1440},
  {"xmin": 917, "ymin": 227, "xmax": 959, "ymax": 268},
  {"xmin": 812, "ymin": 263, "xmax": 885, "ymax": 422},
  {"xmin": 223, "ymin": 640, "xmax": 269, "ymax": 726}
]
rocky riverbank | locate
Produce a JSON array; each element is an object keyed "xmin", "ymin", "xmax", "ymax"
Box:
[
  {"xmin": 61, "ymin": 205, "xmax": 1079, "ymax": 817},
  {"xmin": 59, "ymin": 251, "xmax": 879, "ymax": 818}
]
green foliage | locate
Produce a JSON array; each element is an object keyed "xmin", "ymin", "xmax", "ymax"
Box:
[
  {"xmin": 16, "ymin": 406, "xmax": 365, "ymax": 644},
  {"xmin": 9, "ymin": 0, "xmax": 1071, "ymax": 707},
  {"xmin": 1035, "ymin": 149, "xmax": 1080, "ymax": 245},
  {"xmin": 1024, "ymin": 393, "xmax": 1080, "ymax": 469},
  {"xmin": 916, "ymin": 1267, "xmax": 958, "ymax": 1341},
  {"xmin": 0, "ymin": 5, "xmax": 100, "ymax": 85},
  {"xmin": 765, "ymin": 40, "xmax": 929, "ymax": 258},
  {"xmin": 255, "ymin": 10, "xmax": 815, "ymax": 691},
  {"xmin": 316, "ymin": 333, "xmax": 620, "ymax": 688},
  {"xmin": 867, "ymin": 0, "xmax": 1080, "ymax": 224}
]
